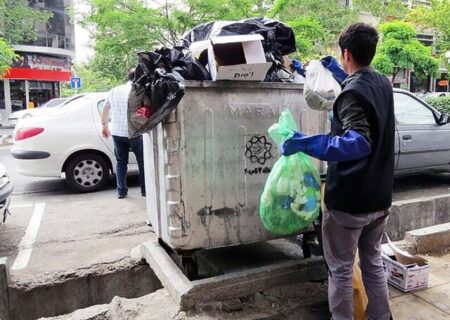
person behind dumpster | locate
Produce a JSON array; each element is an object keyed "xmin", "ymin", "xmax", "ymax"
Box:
[
  {"xmin": 101, "ymin": 69, "xmax": 146, "ymax": 199},
  {"xmin": 281, "ymin": 23, "xmax": 394, "ymax": 320}
]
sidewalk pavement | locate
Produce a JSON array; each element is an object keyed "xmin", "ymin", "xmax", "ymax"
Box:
[{"xmin": 389, "ymin": 253, "xmax": 450, "ymax": 319}]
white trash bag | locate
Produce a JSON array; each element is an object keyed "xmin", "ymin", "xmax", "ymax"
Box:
[{"xmin": 304, "ymin": 60, "xmax": 342, "ymax": 111}]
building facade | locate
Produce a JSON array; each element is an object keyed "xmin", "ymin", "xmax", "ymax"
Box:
[{"xmin": 0, "ymin": 0, "xmax": 75, "ymax": 122}]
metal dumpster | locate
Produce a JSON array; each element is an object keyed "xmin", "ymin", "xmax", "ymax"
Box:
[{"xmin": 143, "ymin": 81, "xmax": 327, "ymax": 273}]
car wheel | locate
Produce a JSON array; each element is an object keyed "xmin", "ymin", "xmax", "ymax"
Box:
[{"xmin": 65, "ymin": 153, "xmax": 110, "ymax": 192}]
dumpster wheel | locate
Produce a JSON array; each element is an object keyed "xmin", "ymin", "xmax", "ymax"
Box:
[{"xmin": 182, "ymin": 256, "xmax": 198, "ymax": 280}]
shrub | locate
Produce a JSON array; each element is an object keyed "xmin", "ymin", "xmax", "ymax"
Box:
[{"xmin": 426, "ymin": 96, "xmax": 450, "ymax": 114}]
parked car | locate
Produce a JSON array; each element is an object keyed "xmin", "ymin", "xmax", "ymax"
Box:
[
  {"xmin": 8, "ymin": 97, "xmax": 67, "ymax": 125},
  {"xmin": 0, "ymin": 162, "xmax": 13, "ymax": 224},
  {"xmin": 11, "ymin": 93, "xmax": 138, "ymax": 192},
  {"xmin": 393, "ymin": 89, "xmax": 450, "ymax": 176}
]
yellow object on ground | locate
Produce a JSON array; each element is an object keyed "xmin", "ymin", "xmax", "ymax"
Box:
[{"xmin": 353, "ymin": 254, "xmax": 368, "ymax": 320}]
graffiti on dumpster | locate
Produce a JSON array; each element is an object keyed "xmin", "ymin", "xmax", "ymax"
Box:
[
  {"xmin": 244, "ymin": 166, "xmax": 272, "ymax": 175},
  {"xmin": 245, "ymin": 135, "xmax": 273, "ymax": 165}
]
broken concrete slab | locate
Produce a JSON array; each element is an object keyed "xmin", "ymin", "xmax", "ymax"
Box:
[
  {"xmin": 0, "ymin": 257, "xmax": 10, "ymax": 320},
  {"xmin": 39, "ymin": 290, "xmax": 179, "ymax": 320},
  {"xmin": 39, "ymin": 281, "xmax": 331, "ymax": 320},
  {"xmin": 405, "ymin": 222, "xmax": 450, "ymax": 254},
  {"xmin": 139, "ymin": 239, "xmax": 327, "ymax": 310}
]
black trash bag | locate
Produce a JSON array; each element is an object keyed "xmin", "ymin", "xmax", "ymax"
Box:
[
  {"xmin": 154, "ymin": 46, "xmax": 211, "ymax": 80},
  {"xmin": 182, "ymin": 18, "xmax": 296, "ymax": 57},
  {"xmin": 182, "ymin": 18, "xmax": 296, "ymax": 82},
  {"xmin": 264, "ymin": 52, "xmax": 294, "ymax": 83},
  {"xmin": 128, "ymin": 51, "xmax": 185, "ymax": 138}
]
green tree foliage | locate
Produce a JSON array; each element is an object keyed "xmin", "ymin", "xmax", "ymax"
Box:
[
  {"xmin": 352, "ymin": 0, "xmax": 409, "ymax": 22},
  {"xmin": 407, "ymin": 0, "xmax": 450, "ymax": 63},
  {"xmin": 0, "ymin": 0, "xmax": 51, "ymax": 78},
  {"xmin": 0, "ymin": 37, "xmax": 16, "ymax": 77},
  {"xmin": 0, "ymin": 0, "xmax": 52, "ymax": 44},
  {"xmin": 373, "ymin": 21, "xmax": 440, "ymax": 82},
  {"xmin": 269, "ymin": 0, "xmax": 356, "ymax": 58},
  {"xmin": 60, "ymin": 63, "xmax": 121, "ymax": 96},
  {"xmin": 83, "ymin": 0, "xmax": 273, "ymax": 84}
]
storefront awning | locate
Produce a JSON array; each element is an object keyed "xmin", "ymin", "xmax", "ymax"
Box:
[{"xmin": 3, "ymin": 68, "xmax": 72, "ymax": 82}]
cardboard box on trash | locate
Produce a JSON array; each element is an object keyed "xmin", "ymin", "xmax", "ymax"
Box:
[
  {"xmin": 381, "ymin": 234, "xmax": 429, "ymax": 292},
  {"xmin": 208, "ymin": 34, "xmax": 272, "ymax": 81}
]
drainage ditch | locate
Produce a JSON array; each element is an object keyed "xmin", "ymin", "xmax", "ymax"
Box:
[{"xmin": 7, "ymin": 259, "xmax": 162, "ymax": 320}]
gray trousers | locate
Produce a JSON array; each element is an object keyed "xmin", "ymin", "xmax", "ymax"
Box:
[{"xmin": 322, "ymin": 207, "xmax": 390, "ymax": 320}]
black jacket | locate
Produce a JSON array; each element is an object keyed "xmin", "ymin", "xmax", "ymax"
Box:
[{"xmin": 325, "ymin": 68, "xmax": 395, "ymax": 214}]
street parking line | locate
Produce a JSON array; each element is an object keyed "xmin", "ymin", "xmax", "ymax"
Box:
[
  {"xmin": 11, "ymin": 203, "xmax": 46, "ymax": 271},
  {"xmin": 10, "ymin": 204, "xmax": 34, "ymax": 209}
]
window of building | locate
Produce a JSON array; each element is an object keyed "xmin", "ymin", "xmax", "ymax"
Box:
[
  {"xmin": 21, "ymin": 0, "xmax": 75, "ymax": 51},
  {"xmin": 9, "ymin": 80, "xmax": 26, "ymax": 112},
  {"xmin": 394, "ymin": 92, "xmax": 436, "ymax": 125}
]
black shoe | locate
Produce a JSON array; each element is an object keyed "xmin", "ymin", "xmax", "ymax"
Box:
[
  {"xmin": 141, "ymin": 191, "xmax": 146, "ymax": 197},
  {"xmin": 118, "ymin": 192, "xmax": 127, "ymax": 199}
]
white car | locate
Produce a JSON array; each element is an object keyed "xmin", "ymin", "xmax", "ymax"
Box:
[
  {"xmin": 8, "ymin": 97, "xmax": 67, "ymax": 125},
  {"xmin": 11, "ymin": 93, "xmax": 138, "ymax": 192},
  {"xmin": 0, "ymin": 162, "xmax": 13, "ymax": 224}
]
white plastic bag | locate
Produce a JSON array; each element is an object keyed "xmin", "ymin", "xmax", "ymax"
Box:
[{"xmin": 304, "ymin": 60, "xmax": 342, "ymax": 111}]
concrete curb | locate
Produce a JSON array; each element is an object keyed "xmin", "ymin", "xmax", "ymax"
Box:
[
  {"xmin": 405, "ymin": 222, "xmax": 450, "ymax": 254},
  {"xmin": 387, "ymin": 194, "xmax": 450, "ymax": 241},
  {"xmin": 140, "ymin": 240, "xmax": 327, "ymax": 311},
  {"xmin": 0, "ymin": 257, "xmax": 10, "ymax": 320}
]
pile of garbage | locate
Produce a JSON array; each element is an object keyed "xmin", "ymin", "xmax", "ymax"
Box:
[
  {"xmin": 127, "ymin": 18, "xmax": 299, "ymax": 137},
  {"xmin": 127, "ymin": 17, "xmax": 347, "ymax": 137}
]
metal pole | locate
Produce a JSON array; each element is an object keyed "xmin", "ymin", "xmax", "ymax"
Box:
[
  {"xmin": 25, "ymin": 80, "xmax": 30, "ymax": 109},
  {"xmin": 4, "ymin": 80, "xmax": 11, "ymax": 121}
]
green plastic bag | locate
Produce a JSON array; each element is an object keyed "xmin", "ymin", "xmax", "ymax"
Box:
[{"xmin": 260, "ymin": 109, "xmax": 321, "ymax": 235}]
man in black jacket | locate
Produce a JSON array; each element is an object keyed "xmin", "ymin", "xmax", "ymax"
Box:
[{"xmin": 282, "ymin": 23, "xmax": 394, "ymax": 320}]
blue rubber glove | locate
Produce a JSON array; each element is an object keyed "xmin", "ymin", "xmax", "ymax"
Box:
[
  {"xmin": 291, "ymin": 59, "xmax": 306, "ymax": 77},
  {"xmin": 320, "ymin": 56, "xmax": 348, "ymax": 84},
  {"xmin": 281, "ymin": 130, "xmax": 371, "ymax": 162}
]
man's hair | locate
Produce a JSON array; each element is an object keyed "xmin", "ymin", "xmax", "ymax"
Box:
[
  {"xmin": 338, "ymin": 23, "xmax": 379, "ymax": 67},
  {"xmin": 127, "ymin": 68, "xmax": 135, "ymax": 82}
]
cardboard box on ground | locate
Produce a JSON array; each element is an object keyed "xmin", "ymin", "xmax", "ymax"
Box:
[
  {"xmin": 208, "ymin": 34, "xmax": 273, "ymax": 81},
  {"xmin": 381, "ymin": 234, "xmax": 429, "ymax": 292}
]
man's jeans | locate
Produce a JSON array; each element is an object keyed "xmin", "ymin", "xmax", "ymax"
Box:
[
  {"xmin": 112, "ymin": 135, "xmax": 145, "ymax": 196},
  {"xmin": 322, "ymin": 207, "xmax": 390, "ymax": 320}
]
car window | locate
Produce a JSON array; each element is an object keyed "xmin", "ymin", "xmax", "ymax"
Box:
[
  {"xmin": 45, "ymin": 98, "xmax": 66, "ymax": 108},
  {"xmin": 96, "ymin": 99, "xmax": 110, "ymax": 122},
  {"xmin": 97, "ymin": 100, "xmax": 105, "ymax": 115},
  {"xmin": 55, "ymin": 95, "xmax": 89, "ymax": 108},
  {"xmin": 394, "ymin": 92, "xmax": 436, "ymax": 125}
]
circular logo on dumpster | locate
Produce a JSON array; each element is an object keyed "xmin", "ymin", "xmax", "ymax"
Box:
[{"xmin": 245, "ymin": 135, "xmax": 273, "ymax": 165}]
